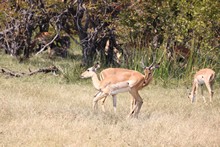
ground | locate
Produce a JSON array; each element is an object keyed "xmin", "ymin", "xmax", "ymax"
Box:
[{"xmin": 0, "ymin": 74, "xmax": 219, "ymax": 146}]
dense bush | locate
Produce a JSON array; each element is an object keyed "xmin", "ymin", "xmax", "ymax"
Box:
[{"xmin": 0, "ymin": 0, "xmax": 219, "ymax": 83}]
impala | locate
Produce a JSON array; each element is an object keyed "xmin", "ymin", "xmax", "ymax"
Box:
[
  {"xmin": 188, "ymin": 68, "xmax": 215, "ymax": 103},
  {"xmin": 166, "ymin": 40, "xmax": 190, "ymax": 66},
  {"xmin": 81, "ymin": 63, "xmax": 130, "ymax": 112},
  {"xmin": 31, "ymin": 32, "xmax": 53, "ymax": 53},
  {"xmin": 81, "ymin": 62, "xmax": 159, "ymax": 118}
]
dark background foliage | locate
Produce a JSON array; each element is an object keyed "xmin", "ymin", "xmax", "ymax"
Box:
[{"xmin": 0, "ymin": 0, "xmax": 219, "ymax": 83}]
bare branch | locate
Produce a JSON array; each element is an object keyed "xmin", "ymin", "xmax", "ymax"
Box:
[
  {"xmin": 0, "ymin": 66, "xmax": 59, "ymax": 77},
  {"xmin": 35, "ymin": 33, "xmax": 59, "ymax": 55}
]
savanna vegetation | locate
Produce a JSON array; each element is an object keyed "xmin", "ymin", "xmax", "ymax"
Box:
[{"xmin": 0, "ymin": 0, "xmax": 220, "ymax": 146}]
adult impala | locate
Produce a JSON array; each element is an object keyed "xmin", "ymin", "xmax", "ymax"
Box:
[
  {"xmin": 81, "ymin": 62, "xmax": 159, "ymax": 118},
  {"xmin": 188, "ymin": 68, "xmax": 215, "ymax": 103},
  {"xmin": 81, "ymin": 63, "xmax": 131, "ymax": 112}
]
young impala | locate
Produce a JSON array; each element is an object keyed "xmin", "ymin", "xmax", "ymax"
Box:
[
  {"xmin": 81, "ymin": 62, "xmax": 159, "ymax": 118},
  {"xmin": 188, "ymin": 68, "xmax": 215, "ymax": 103}
]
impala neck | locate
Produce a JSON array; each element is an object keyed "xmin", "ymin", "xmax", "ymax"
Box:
[
  {"xmin": 144, "ymin": 75, "xmax": 153, "ymax": 86},
  {"xmin": 91, "ymin": 72, "xmax": 101, "ymax": 90},
  {"xmin": 143, "ymin": 71, "xmax": 153, "ymax": 87}
]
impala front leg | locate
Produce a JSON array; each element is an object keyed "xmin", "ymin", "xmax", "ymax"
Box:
[
  {"xmin": 130, "ymin": 96, "xmax": 136, "ymax": 112},
  {"xmin": 128, "ymin": 90, "xmax": 143, "ymax": 118},
  {"xmin": 189, "ymin": 82, "xmax": 197, "ymax": 103},
  {"xmin": 133, "ymin": 96, "xmax": 143, "ymax": 118}
]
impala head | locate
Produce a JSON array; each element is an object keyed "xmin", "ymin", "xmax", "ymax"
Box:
[
  {"xmin": 80, "ymin": 63, "xmax": 100, "ymax": 78},
  {"xmin": 141, "ymin": 61, "xmax": 160, "ymax": 78},
  {"xmin": 145, "ymin": 63, "xmax": 160, "ymax": 71}
]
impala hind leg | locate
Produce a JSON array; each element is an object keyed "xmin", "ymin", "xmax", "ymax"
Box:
[
  {"xmin": 94, "ymin": 91, "xmax": 106, "ymax": 112},
  {"xmin": 205, "ymin": 81, "xmax": 213, "ymax": 103},
  {"xmin": 112, "ymin": 95, "xmax": 117, "ymax": 113},
  {"xmin": 93, "ymin": 92, "xmax": 108, "ymax": 111},
  {"xmin": 100, "ymin": 95, "xmax": 117, "ymax": 113},
  {"xmin": 101, "ymin": 96, "xmax": 107, "ymax": 112},
  {"xmin": 201, "ymin": 85, "xmax": 206, "ymax": 103}
]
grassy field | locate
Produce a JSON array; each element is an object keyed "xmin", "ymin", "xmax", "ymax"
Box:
[{"xmin": 0, "ymin": 55, "xmax": 220, "ymax": 147}]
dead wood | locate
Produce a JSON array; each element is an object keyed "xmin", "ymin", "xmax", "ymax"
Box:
[{"xmin": 0, "ymin": 66, "xmax": 58, "ymax": 77}]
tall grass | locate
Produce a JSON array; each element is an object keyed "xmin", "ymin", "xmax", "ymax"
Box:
[{"xmin": 118, "ymin": 43, "xmax": 219, "ymax": 87}]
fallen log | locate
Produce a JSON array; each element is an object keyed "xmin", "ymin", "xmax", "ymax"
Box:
[{"xmin": 0, "ymin": 66, "xmax": 58, "ymax": 77}]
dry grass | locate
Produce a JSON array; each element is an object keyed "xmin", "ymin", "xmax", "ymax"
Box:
[{"xmin": 0, "ymin": 75, "xmax": 220, "ymax": 147}]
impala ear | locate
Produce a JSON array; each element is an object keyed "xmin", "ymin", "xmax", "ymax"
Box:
[
  {"xmin": 149, "ymin": 63, "xmax": 160, "ymax": 70},
  {"xmin": 154, "ymin": 63, "xmax": 160, "ymax": 68},
  {"xmin": 93, "ymin": 62, "xmax": 100, "ymax": 71}
]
